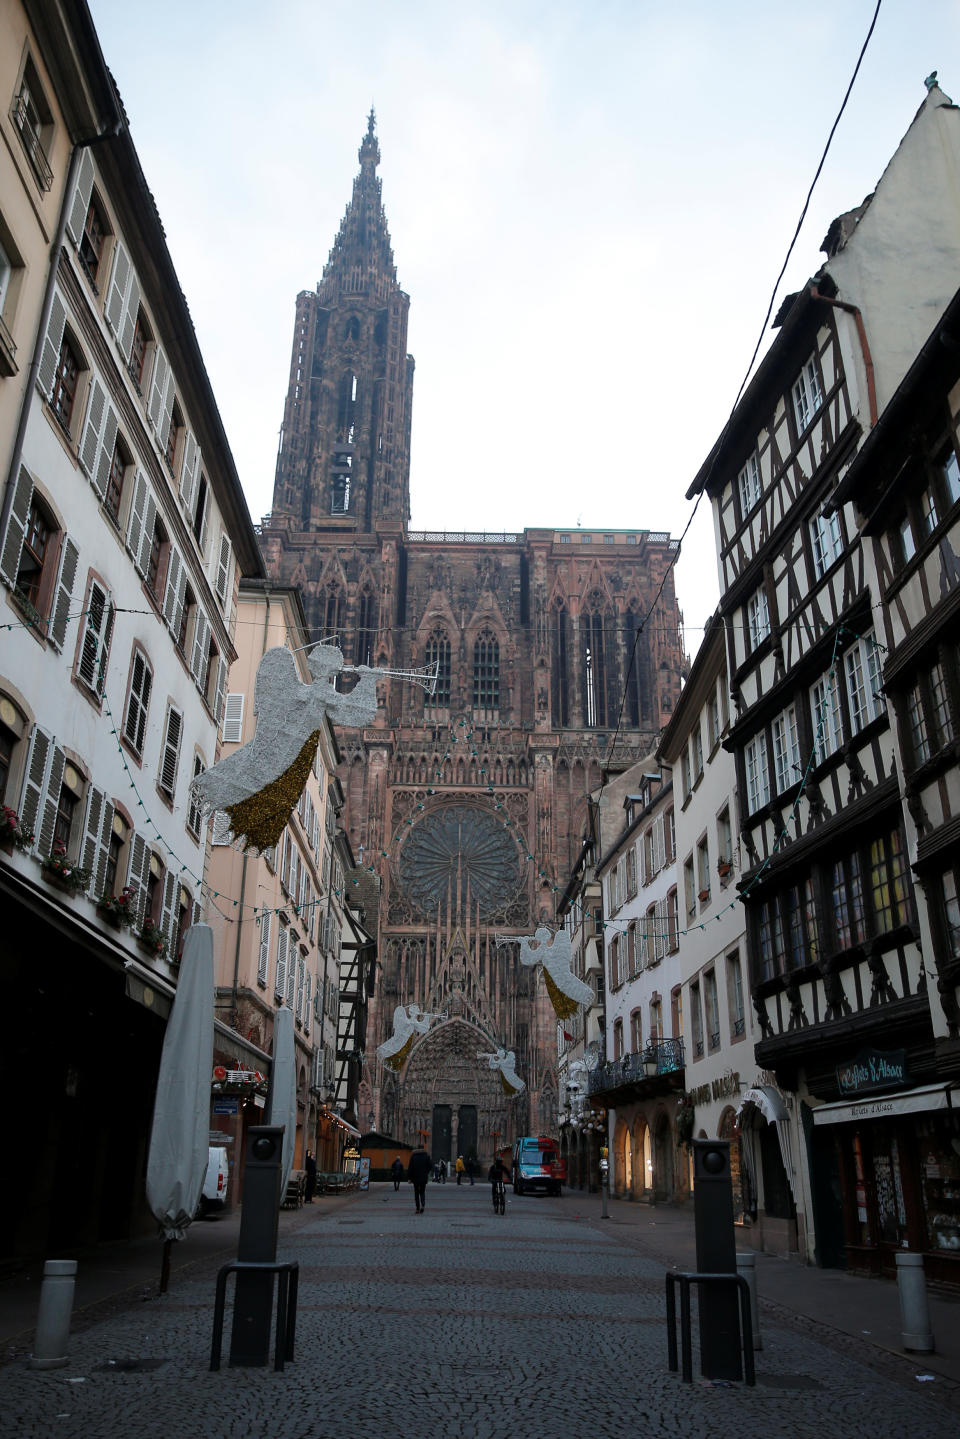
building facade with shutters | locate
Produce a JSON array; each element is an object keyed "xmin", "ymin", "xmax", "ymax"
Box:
[
  {"xmin": 0, "ymin": 0, "xmax": 262, "ymax": 1259},
  {"xmin": 259, "ymin": 115, "xmax": 688, "ymax": 1158}
]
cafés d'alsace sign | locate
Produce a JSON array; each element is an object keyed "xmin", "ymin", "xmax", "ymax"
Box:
[{"xmin": 836, "ymin": 1049, "xmax": 907, "ymax": 1098}]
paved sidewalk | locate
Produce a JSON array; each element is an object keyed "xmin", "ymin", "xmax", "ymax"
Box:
[{"xmin": 565, "ymin": 1188, "xmax": 960, "ymax": 1388}]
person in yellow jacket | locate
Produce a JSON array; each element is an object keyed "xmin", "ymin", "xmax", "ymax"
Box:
[{"xmin": 456, "ymin": 1155, "xmax": 465, "ymax": 1185}]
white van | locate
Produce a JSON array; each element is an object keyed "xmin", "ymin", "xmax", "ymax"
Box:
[{"xmin": 198, "ymin": 1145, "xmax": 230, "ymax": 1217}]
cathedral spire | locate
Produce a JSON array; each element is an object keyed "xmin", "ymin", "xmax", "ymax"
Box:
[{"xmin": 320, "ymin": 110, "xmax": 397, "ymax": 300}]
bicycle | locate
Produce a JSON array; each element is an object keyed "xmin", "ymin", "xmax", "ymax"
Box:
[{"xmin": 491, "ymin": 1177, "xmax": 506, "ymax": 1215}]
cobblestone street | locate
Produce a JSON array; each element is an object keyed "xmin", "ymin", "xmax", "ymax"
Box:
[{"xmin": 2, "ymin": 1184, "xmax": 958, "ymax": 1438}]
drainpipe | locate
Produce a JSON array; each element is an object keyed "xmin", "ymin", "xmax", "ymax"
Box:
[
  {"xmin": 229, "ymin": 590, "xmax": 273, "ymax": 1022},
  {"xmin": 0, "ymin": 122, "xmax": 122, "ymax": 544},
  {"xmin": 810, "ymin": 286, "xmax": 878, "ymax": 428}
]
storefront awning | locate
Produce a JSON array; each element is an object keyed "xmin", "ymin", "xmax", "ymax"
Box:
[
  {"xmin": 812, "ymin": 1083, "xmax": 960, "ymax": 1127},
  {"xmin": 338, "ymin": 1120, "xmax": 361, "ymax": 1139},
  {"xmin": 736, "ymin": 1085, "xmax": 788, "ymax": 1123}
]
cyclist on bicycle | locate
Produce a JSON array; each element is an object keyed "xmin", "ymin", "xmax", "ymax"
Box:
[{"xmin": 488, "ymin": 1156, "xmax": 509, "ymax": 1213}]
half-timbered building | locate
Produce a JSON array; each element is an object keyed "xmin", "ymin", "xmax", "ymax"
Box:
[{"xmin": 687, "ymin": 80, "xmax": 960, "ymax": 1271}]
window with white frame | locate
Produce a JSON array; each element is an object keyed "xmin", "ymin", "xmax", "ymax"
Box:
[
  {"xmin": 745, "ymin": 732, "xmax": 770, "ymax": 812},
  {"xmin": 158, "ymin": 704, "xmax": 182, "ymax": 799},
  {"xmin": 76, "ymin": 579, "xmax": 114, "ymax": 696},
  {"xmin": 738, "ymin": 450, "xmax": 761, "ymax": 518},
  {"xmin": 772, "ymin": 705, "xmax": 801, "ymax": 792},
  {"xmin": 792, "ymin": 353, "xmax": 823, "ymax": 434},
  {"xmin": 123, "ymin": 648, "xmax": 152, "ymax": 755},
  {"xmin": 747, "ymin": 587, "xmax": 770, "ymax": 649},
  {"xmin": 727, "ymin": 950, "xmax": 745, "ymax": 1036},
  {"xmin": 811, "ymin": 669, "xmax": 843, "ymax": 762},
  {"xmin": 810, "ymin": 509, "xmax": 843, "ymax": 579},
  {"xmin": 844, "ymin": 631, "xmax": 884, "ymax": 734}
]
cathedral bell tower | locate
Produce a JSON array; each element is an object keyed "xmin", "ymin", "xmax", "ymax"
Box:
[{"xmin": 271, "ymin": 111, "xmax": 414, "ymax": 534}]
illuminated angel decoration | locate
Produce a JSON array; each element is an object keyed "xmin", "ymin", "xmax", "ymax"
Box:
[
  {"xmin": 189, "ymin": 643, "xmax": 379, "ymax": 852},
  {"xmin": 377, "ymin": 1004, "xmax": 443, "ymax": 1072},
  {"xmin": 478, "ymin": 1047, "xmax": 525, "ymax": 1097},
  {"xmin": 517, "ymin": 927, "xmax": 594, "ymax": 1020}
]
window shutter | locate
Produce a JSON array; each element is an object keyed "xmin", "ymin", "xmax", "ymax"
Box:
[
  {"xmin": 213, "ymin": 656, "xmax": 227, "ymax": 725},
  {"xmin": 48, "ymin": 538, "xmax": 79, "ymax": 652},
  {"xmin": 0, "ymin": 464, "xmax": 33, "ymax": 586},
  {"xmin": 125, "ymin": 469, "xmax": 149, "ymax": 566},
  {"xmin": 147, "ymin": 344, "xmax": 169, "ymax": 432},
  {"xmin": 37, "ymin": 744, "xmax": 66, "ymax": 859},
  {"xmin": 161, "ymin": 546, "xmax": 183, "ymax": 630},
  {"xmin": 92, "ymin": 404, "xmax": 118, "ymax": 501},
  {"xmin": 180, "ymin": 431, "xmax": 200, "ymax": 514},
  {"xmin": 136, "ymin": 489, "xmax": 158, "ymax": 579},
  {"xmin": 77, "ymin": 583, "xmax": 113, "ymax": 694},
  {"xmin": 211, "ymin": 810, "xmax": 233, "ymax": 846},
  {"xmin": 125, "ymin": 832, "xmax": 151, "ymax": 928},
  {"xmin": 303, "ymin": 972, "xmax": 312, "ymax": 1028},
  {"xmin": 215, "ymin": 532, "xmax": 232, "ymax": 606},
  {"xmin": 296, "ymin": 956, "xmax": 305, "ymax": 1023},
  {"xmin": 286, "ymin": 948, "xmax": 296, "ymax": 1007},
  {"xmin": 258, "ymin": 912, "xmax": 272, "ymax": 985},
  {"xmin": 118, "ymin": 272, "xmax": 140, "ymax": 361},
  {"xmin": 105, "ymin": 241, "xmax": 132, "ymax": 339},
  {"xmin": 159, "ymin": 868, "xmax": 178, "ymax": 944},
  {"xmin": 190, "ymin": 608, "xmax": 210, "ymax": 687},
  {"xmin": 222, "ymin": 693, "xmax": 244, "ymax": 744},
  {"xmin": 37, "ymin": 290, "xmax": 67, "ymax": 402},
  {"xmin": 65, "ymin": 148, "xmax": 95, "ymax": 245},
  {"xmin": 18, "ymin": 724, "xmax": 53, "ymax": 841},
  {"xmin": 159, "ymin": 376, "xmax": 176, "ymax": 458},
  {"xmin": 275, "ymin": 926, "xmax": 288, "ymax": 997},
  {"xmin": 80, "ymin": 786, "xmax": 114, "ymax": 899},
  {"xmin": 79, "ymin": 373, "xmax": 107, "ymax": 480},
  {"xmin": 159, "ymin": 707, "xmax": 182, "ymax": 797}
]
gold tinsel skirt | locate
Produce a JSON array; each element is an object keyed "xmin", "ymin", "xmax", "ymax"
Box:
[{"xmin": 225, "ymin": 730, "xmax": 323, "ymax": 852}]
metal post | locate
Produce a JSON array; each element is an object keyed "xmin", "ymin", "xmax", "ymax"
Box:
[
  {"xmin": 692, "ymin": 1139, "xmax": 742, "ymax": 1380},
  {"xmin": 895, "ymin": 1253, "xmax": 935, "ymax": 1353},
  {"xmin": 229, "ymin": 1126, "xmax": 284, "ymax": 1367},
  {"xmin": 28, "ymin": 1260, "xmax": 77, "ymax": 1370},
  {"xmin": 735, "ymin": 1251, "xmax": 762, "ymax": 1350}
]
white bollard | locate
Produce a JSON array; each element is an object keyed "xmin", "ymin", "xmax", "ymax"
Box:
[
  {"xmin": 895, "ymin": 1252, "xmax": 934, "ymax": 1353},
  {"xmin": 28, "ymin": 1259, "xmax": 77, "ymax": 1370},
  {"xmin": 736, "ymin": 1250, "xmax": 762, "ymax": 1351}
]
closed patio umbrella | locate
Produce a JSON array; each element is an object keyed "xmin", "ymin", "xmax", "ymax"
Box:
[
  {"xmin": 266, "ymin": 1005, "xmax": 297, "ymax": 1195},
  {"xmin": 145, "ymin": 923, "xmax": 214, "ymax": 1291}
]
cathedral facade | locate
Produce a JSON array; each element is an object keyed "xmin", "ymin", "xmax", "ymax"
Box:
[{"xmin": 259, "ymin": 115, "xmax": 687, "ymax": 1158}]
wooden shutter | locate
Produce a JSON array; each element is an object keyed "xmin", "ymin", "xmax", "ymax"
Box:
[
  {"xmin": 180, "ymin": 431, "xmax": 200, "ymax": 514},
  {"xmin": 158, "ymin": 375, "xmax": 175, "ymax": 455},
  {"xmin": 286, "ymin": 947, "xmax": 296, "ymax": 1007},
  {"xmin": 159, "ymin": 868, "xmax": 178, "ymax": 944},
  {"xmin": 303, "ymin": 971, "xmax": 312, "ymax": 1029},
  {"xmin": 161, "ymin": 546, "xmax": 183, "ymax": 630},
  {"xmin": 190, "ymin": 608, "xmax": 210, "ymax": 687},
  {"xmin": 91, "ymin": 404, "xmax": 118, "ymax": 501},
  {"xmin": 125, "ymin": 469, "xmax": 149, "ymax": 565},
  {"xmin": 211, "ymin": 810, "xmax": 233, "ymax": 846},
  {"xmin": 213, "ymin": 655, "xmax": 227, "ymax": 725},
  {"xmin": 79, "ymin": 373, "xmax": 107, "ymax": 480},
  {"xmin": 37, "ymin": 290, "xmax": 67, "ymax": 401},
  {"xmin": 18, "ymin": 724, "xmax": 54, "ymax": 842},
  {"xmin": 77, "ymin": 582, "xmax": 113, "ymax": 694},
  {"xmin": 65, "ymin": 148, "xmax": 95, "ymax": 245},
  {"xmin": 295, "ymin": 956, "xmax": 305, "ymax": 1023},
  {"xmin": 48, "ymin": 538, "xmax": 79, "ymax": 652},
  {"xmin": 0, "ymin": 464, "xmax": 33, "ymax": 586},
  {"xmin": 258, "ymin": 912, "xmax": 271, "ymax": 985},
  {"xmin": 147, "ymin": 344, "xmax": 169, "ymax": 432},
  {"xmin": 105, "ymin": 241, "xmax": 132, "ymax": 339},
  {"xmin": 125, "ymin": 832, "xmax": 152, "ymax": 928},
  {"xmin": 80, "ymin": 785, "xmax": 114, "ymax": 899},
  {"xmin": 215, "ymin": 532, "xmax": 232, "ymax": 606},
  {"xmin": 275, "ymin": 926, "xmax": 288, "ymax": 997},
  {"xmin": 159, "ymin": 706, "xmax": 182, "ymax": 798},
  {"xmin": 136, "ymin": 488, "xmax": 158, "ymax": 579},
  {"xmin": 36, "ymin": 743, "xmax": 66, "ymax": 859},
  {"xmin": 117, "ymin": 271, "xmax": 141, "ymax": 361},
  {"xmin": 221, "ymin": 693, "xmax": 244, "ymax": 744}
]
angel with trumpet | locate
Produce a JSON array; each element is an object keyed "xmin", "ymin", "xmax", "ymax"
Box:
[
  {"xmin": 499, "ymin": 926, "xmax": 594, "ymax": 1020},
  {"xmin": 377, "ymin": 1003, "xmax": 445, "ymax": 1071},
  {"xmin": 478, "ymin": 1047, "xmax": 525, "ymax": 1096}
]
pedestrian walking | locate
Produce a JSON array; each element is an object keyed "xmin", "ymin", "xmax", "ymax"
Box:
[
  {"xmin": 304, "ymin": 1151, "xmax": 317, "ymax": 1203},
  {"xmin": 391, "ymin": 1156, "xmax": 404, "ymax": 1192},
  {"xmin": 408, "ymin": 1144, "xmax": 432, "ymax": 1214},
  {"xmin": 439, "ymin": 1158, "xmax": 447, "ymax": 1184},
  {"xmin": 456, "ymin": 1155, "xmax": 465, "ymax": 1185}
]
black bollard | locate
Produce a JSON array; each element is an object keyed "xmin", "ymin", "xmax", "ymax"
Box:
[
  {"xmin": 692, "ymin": 1138, "xmax": 742, "ymax": 1381},
  {"xmin": 229, "ymin": 1126, "xmax": 284, "ymax": 1367}
]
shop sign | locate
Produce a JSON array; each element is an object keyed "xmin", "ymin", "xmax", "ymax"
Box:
[
  {"xmin": 837, "ymin": 1048, "xmax": 907, "ymax": 1097},
  {"xmin": 213, "ymin": 1097, "xmax": 239, "ymax": 1115}
]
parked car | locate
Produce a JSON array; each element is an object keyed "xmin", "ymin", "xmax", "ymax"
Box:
[
  {"xmin": 198, "ymin": 1146, "xmax": 230, "ymax": 1217},
  {"xmin": 512, "ymin": 1135, "xmax": 564, "ymax": 1196}
]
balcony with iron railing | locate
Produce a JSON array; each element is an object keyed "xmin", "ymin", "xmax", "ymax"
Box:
[{"xmin": 587, "ymin": 1036, "xmax": 685, "ymax": 1103}]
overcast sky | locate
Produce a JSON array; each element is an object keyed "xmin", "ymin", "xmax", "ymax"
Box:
[{"xmin": 87, "ymin": 1, "xmax": 959, "ymax": 650}]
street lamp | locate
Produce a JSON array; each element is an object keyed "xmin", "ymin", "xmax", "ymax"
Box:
[{"xmin": 643, "ymin": 1049, "xmax": 658, "ymax": 1079}]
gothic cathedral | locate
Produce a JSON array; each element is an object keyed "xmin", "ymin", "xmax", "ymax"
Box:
[{"xmin": 259, "ymin": 114, "xmax": 687, "ymax": 1156}]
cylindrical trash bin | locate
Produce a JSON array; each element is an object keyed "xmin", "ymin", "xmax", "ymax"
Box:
[
  {"xmin": 28, "ymin": 1259, "xmax": 77, "ymax": 1370},
  {"xmin": 895, "ymin": 1252, "xmax": 934, "ymax": 1353},
  {"xmin": 736, "ymin": 1250, "xmax": 762, "ymax": 1351}
]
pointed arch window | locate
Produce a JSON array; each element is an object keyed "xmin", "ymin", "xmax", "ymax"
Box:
[
  {"xmin": 336, "ymin": 369, "xmax": 357, "ymax": 440},
  {"xmin": 330, "ymin": 471, "xmax": 351, "ymax": 514},
  {"xmin": 323, "ymin": 584, "xmax": 343, "ymax": 647},
  {"xmin": 425, "ymin": 629, "xmax": 452, "ymax": 709},
  {"xmin": 355, "ymin": 586, "xmax": 378, "ymax": 666},
  {"xmin": 473, "ymin": 630, "xmax": 500, "ymax": 715},
  {"xmin": 624, "ymin": 605, "xmax": 643, "ymax": 726},
  {"xmin": 582, "ymin": 603, "xmax": 613, "ymax": 728},
  {"xmin": 551, "ymin": 601, "xmax": 569, "ymax": 726}
]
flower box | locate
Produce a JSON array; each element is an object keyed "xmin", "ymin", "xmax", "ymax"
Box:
[
  {"xmin": 40, "ymin": 843, "xmax": 90, "ymax": 894},
  {"xmin": 0, "ymin": 804, "xmax": 34, "ymax": 853},
  {"xmin": 717, "ymin": 860, "xmax": 732, "ymax": 878},
  {"xmin": 137, "ymin": 920, "xmax": 169, "ymax": 961},
  {"xmin": 97, "ymin": 886, "xmax": 136, "ymax": 929}
]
